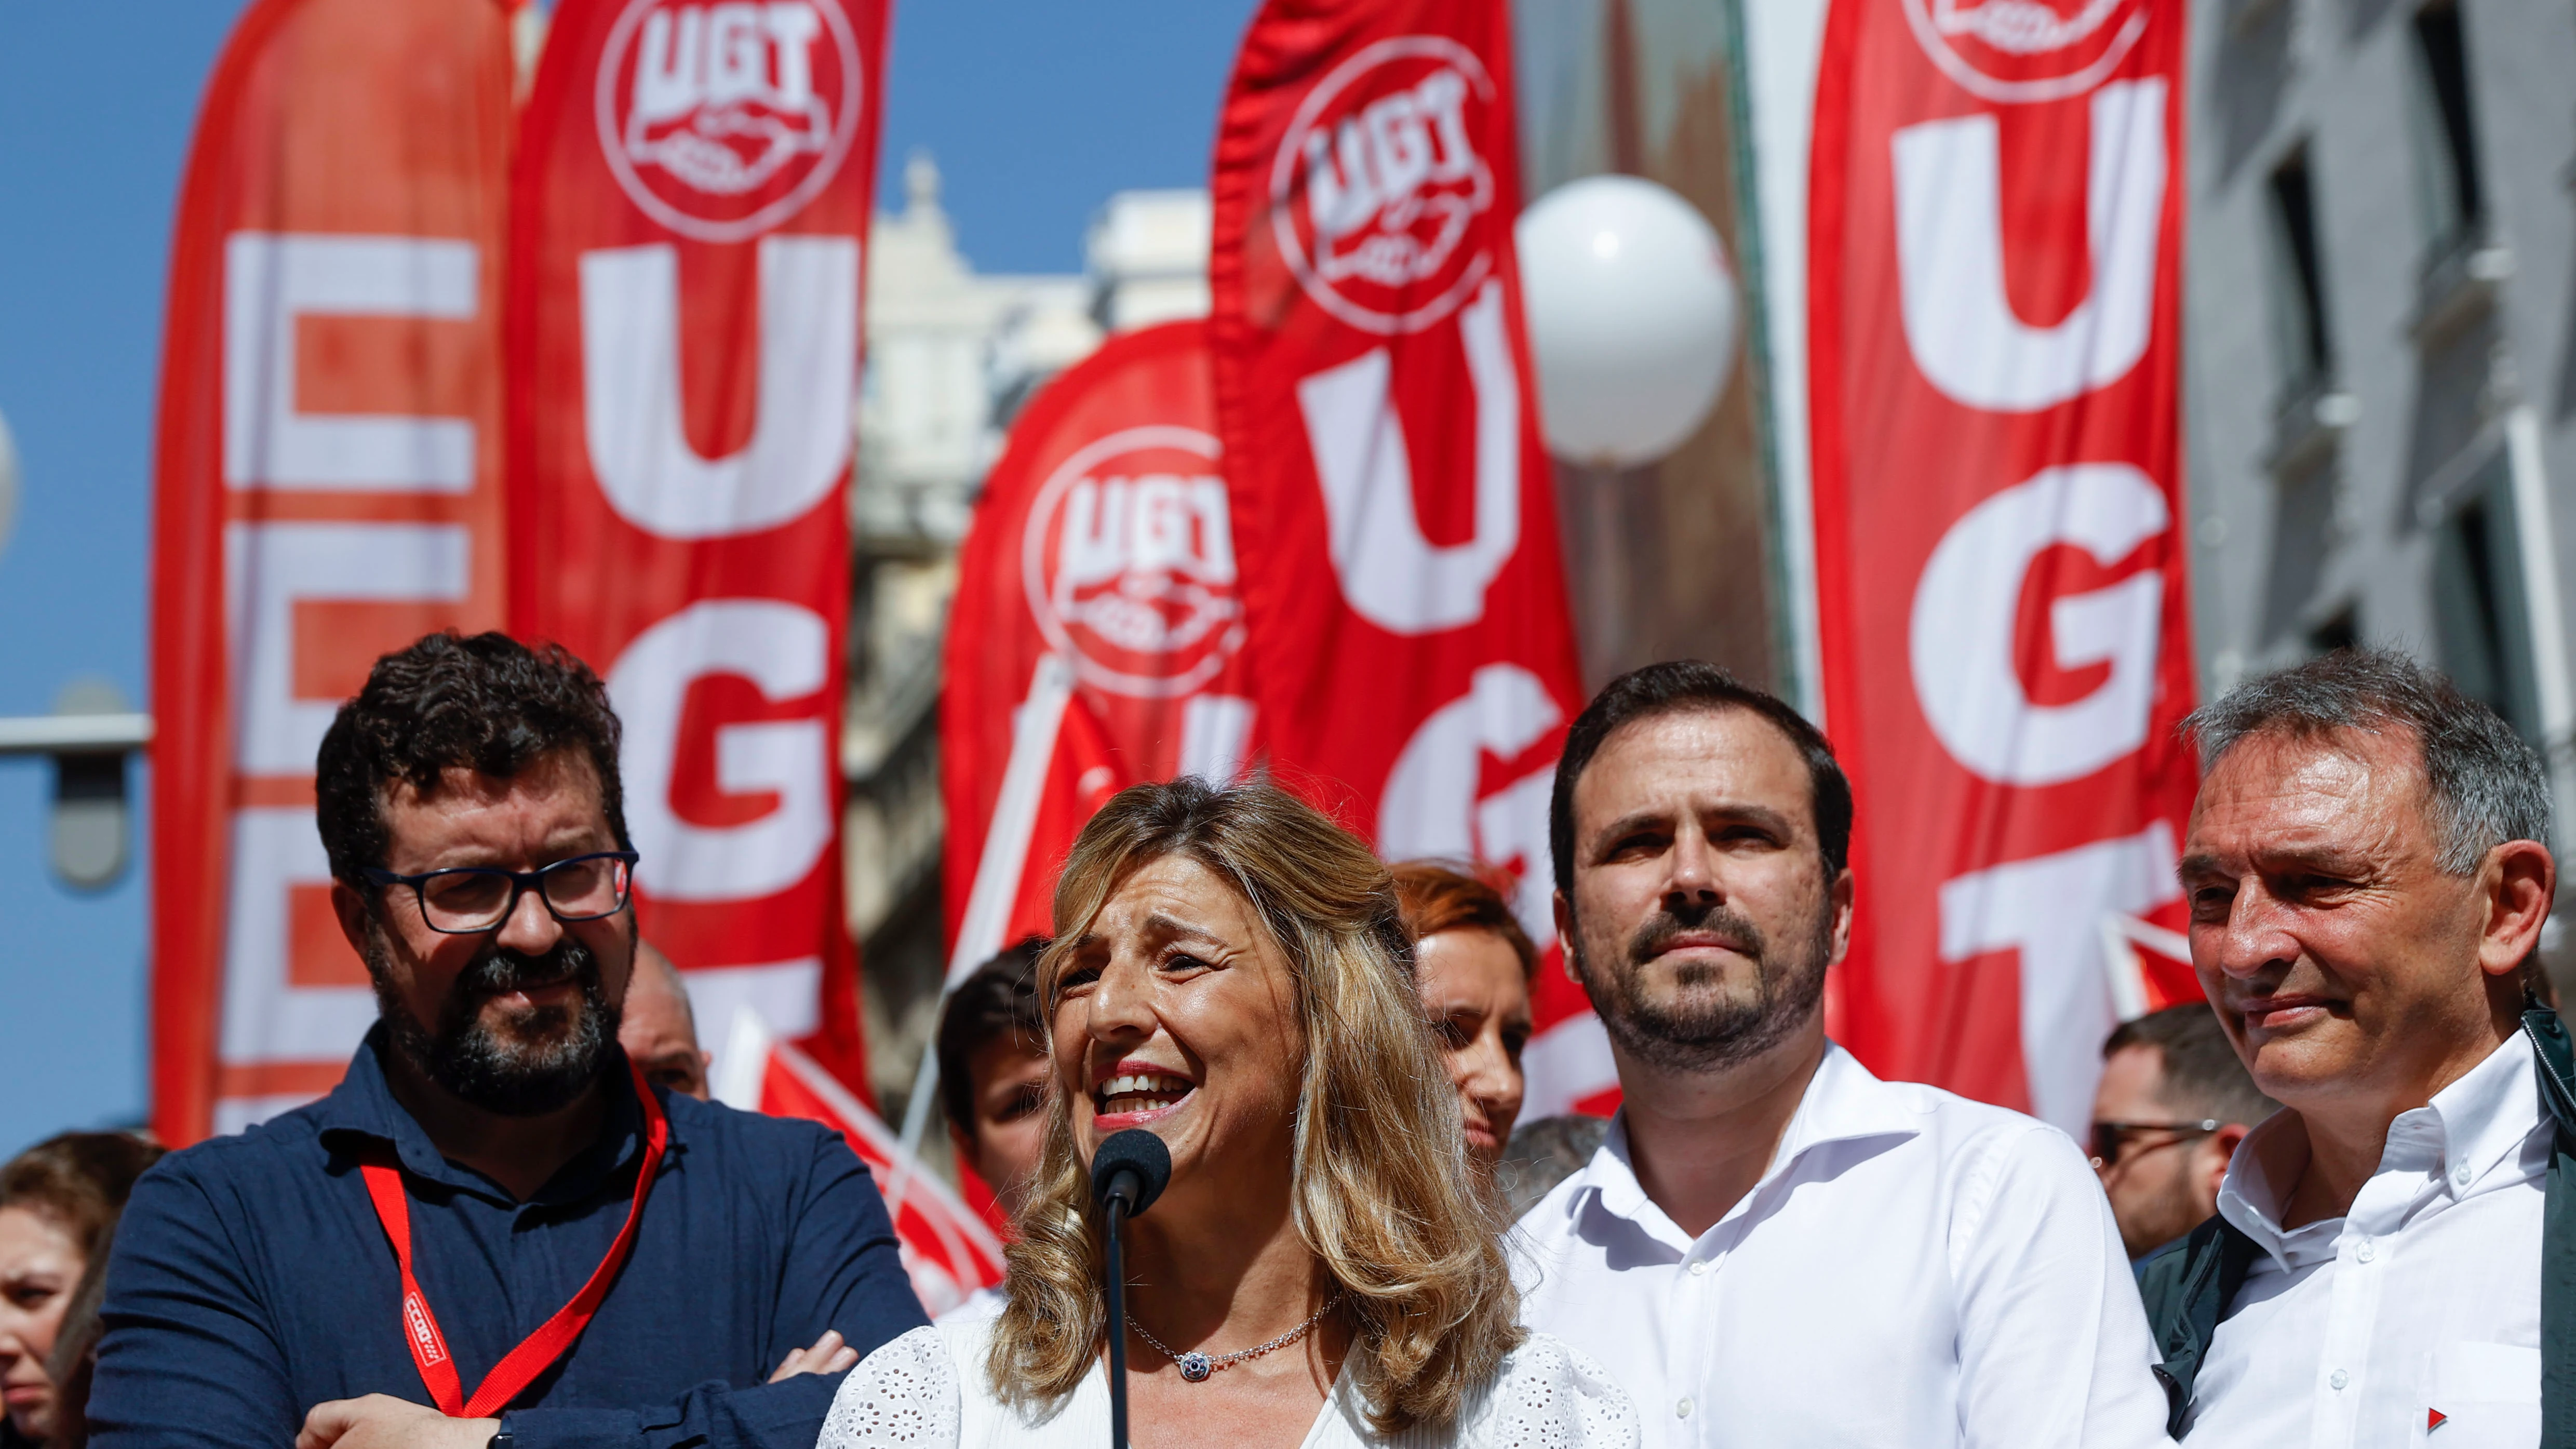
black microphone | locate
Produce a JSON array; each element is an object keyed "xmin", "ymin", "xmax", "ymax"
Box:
[
  {"xmin": 1092, "ymin": 1130, "xmax": 1170, "ymax": 1449},
  {"xmin": 1093, "ymin": 1128, "xmax": 1171, "ymax": 1218}
]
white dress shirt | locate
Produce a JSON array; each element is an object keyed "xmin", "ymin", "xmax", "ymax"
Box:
[
  {"xmin": 2188, "ymin": 1031, "xmax": 2549, "ymax": 1448},
  {"xmin": 821, "ymin": 1305, "xmax": 1640, "ymax": 1447},
  {"xmin": 1511, "ymin": 1041, "xmax": 2171, "ymax": 1448}
]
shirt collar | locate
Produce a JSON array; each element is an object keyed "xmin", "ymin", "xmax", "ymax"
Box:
[
  {"xmin": 2431, "ymin": 1028, "xmax": 2549, "ymax": 1192},
  {"xmin": 1573, "ymin": 1041, "xmax": 1924, "ymax": 1251},
  {"xmin": 315, "ymin": 1026, "xmax": 665, "ymax": 1205},
  {"xmin": 2217, "ymin": 1030, "xmax": 2543, "ymax": 1267}
]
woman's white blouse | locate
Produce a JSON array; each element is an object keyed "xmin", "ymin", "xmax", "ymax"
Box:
[{"xmin": 821, "ymin": 1309, "xmax": 1640, "ymax": 1449}]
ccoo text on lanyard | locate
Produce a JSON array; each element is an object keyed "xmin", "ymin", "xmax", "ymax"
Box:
[{"xmin": 358, "ymin": 1058, "xmax": 669, "ymax": 1419}]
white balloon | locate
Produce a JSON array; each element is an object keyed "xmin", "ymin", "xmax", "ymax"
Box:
[{"xmin": 1515, "ymin": 176, "xmax": 1739, "ymax": 467}]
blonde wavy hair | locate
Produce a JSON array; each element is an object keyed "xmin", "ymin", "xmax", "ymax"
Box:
[{"xmin": 987, "ymin": 778, "xmax": 1525, "ymax": 1433}]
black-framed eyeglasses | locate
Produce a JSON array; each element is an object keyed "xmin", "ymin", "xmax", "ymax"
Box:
[
  {"xmin": 361, "ymin": 851, "xmax": 640, "ymax": 935},
  {"xmin": 2090, "ymin": 1118, "xmax": 2224, "ymax": 1169}
]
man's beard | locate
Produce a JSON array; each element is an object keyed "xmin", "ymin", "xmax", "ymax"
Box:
[
  {"xmin": 366, "ymin": 927, "xmax": 620, "ymax": 1117},
  {"xmin": 2121, "ymin": 1156, "xmax": 2210, "ymax": 1258},
  {"xmin": 1570, "ymin": 897, "xmax": 1834, "ymax": 1074}
]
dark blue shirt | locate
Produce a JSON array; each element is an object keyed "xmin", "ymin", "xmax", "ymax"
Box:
[{"xmin": 88, "ymin": 1030, "xmax": 928, "ymax": 1449}]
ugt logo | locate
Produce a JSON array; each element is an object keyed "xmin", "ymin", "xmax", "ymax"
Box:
[
  {"xmin": 595, "ymin": 0, "xmax": 865, "ymax": 242},
  {"xmin": 1902, "ymin": 0, "xmax": 2151, "ymax": 103},
  {"xmin": 1021, "ymin": 427, "xmax": 1243, "ymax": 699},
  {"xmin": 1271, "ymin": 36, "xmax": 1497, "ymax": 336}
]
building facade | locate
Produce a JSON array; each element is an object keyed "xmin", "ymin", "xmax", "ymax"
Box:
[{"xmin": 2181, "ymin": 0, "xmax": 2576, "ymax": 971}]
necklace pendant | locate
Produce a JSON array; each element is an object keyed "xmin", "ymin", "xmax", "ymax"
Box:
[{"xmin": 1177, "ymin": 1351, "xmax": 1214, "ymax": 1383}]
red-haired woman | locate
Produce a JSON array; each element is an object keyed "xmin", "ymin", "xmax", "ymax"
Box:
[{"xmin": 1391, "ymin": 863, "xmax": 1539, "ymax": 1169}]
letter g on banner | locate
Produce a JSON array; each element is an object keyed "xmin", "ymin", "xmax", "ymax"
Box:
[
  {"xmin": 1909, "ymin": 463, "xmax": 2168, "ymax": 786},
  {"xmin": 609, "ymin": 599, "xmax": 834, "ymax": 900},
  {"xmin": 1380, "ymin": 663, "xmax": 1562, "ymax": 939}
]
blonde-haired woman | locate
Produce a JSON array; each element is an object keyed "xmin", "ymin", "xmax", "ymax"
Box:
[{"xmin": 822, "ymin": 779, "xmax": 1634, "ymax": 1448}]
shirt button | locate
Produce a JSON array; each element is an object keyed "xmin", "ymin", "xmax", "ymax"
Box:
[
  {"xmin": 2355, "ymin": 1239, "xmax": 2375, "ymax": 1263},
  {"xmin": 1687, "ymin": 1259, "xmax": 1710, "ymax": 1277},
  {"xmin": 2454, "ymin": 1165, "xmax": 2474, "ymax": 1187},
  {"xmin": 2330, "ymin": 1370, "xmax": 2350, "ymax": 1390},
  {"xmin": 1675, "ymin": 1398, "xmax": 1694, "ymax": 1419}
]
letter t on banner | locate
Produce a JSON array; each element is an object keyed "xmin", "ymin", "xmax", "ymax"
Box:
[
  {"xmin": 1805, "ymin": 0, "xmax": 2199, "ymax": 1131},
  {"xmin": 1208, "ymin": 0, "xmax": 1612, "ymax": 1119},
  {"xmin": 507, "ymin": 0, "xmax": 890, "ymax": 1095}
]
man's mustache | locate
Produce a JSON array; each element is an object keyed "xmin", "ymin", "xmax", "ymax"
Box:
[
  {"xmin": 450, "ymin": 936, "xmax": 596, "ymax": 1007},
  {"xmin": 1628, "ymin": 905, "xmax": 1769, "ymax": 969}
]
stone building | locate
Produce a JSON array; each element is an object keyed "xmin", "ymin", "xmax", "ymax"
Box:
[{"xmin": 2181, "ymin": 0, "xmax": 2576, "ymax": 962}]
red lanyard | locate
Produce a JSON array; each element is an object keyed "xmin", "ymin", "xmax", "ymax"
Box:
[{"xmin": 359, "ymin": 1060, "xmax": 669, "ymax": 1419}]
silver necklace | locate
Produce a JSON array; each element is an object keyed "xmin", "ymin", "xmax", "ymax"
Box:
[{"xmin": 1129, "ymin": 1292, "xmax": 1344, "ymax": 1383}]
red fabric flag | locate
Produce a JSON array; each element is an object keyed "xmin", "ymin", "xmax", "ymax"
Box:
[
  {"xmin": 150, "ymin": 0, "xmax": 515, "ymax": 1144},
  {"xmin": 716, "ymin": 1010, "xmax": 1004, "ymax": 1317},
  {"xmin": 1806, "ymin": 0, "xmax": 2196, "ymax": 1132},
  {"xmin": 940, "ymin": 322, "xmax": 1256, "ymax": 982},
  {"xmin": 507, "ymin": 0, "xmax": 889, "ymax": 1093},
  {"xmin": 1208, "ymin": 0, "xmax": 1608, "ymax": 1119}
]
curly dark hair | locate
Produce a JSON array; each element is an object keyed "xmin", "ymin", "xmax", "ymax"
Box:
[{"xmin": 315, "ymin": 632, "xmax": 629, "ymax": 889}]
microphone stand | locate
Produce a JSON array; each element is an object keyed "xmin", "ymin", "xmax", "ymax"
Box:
[
  {"xmin": 1091, "ymin": 1129, "xmax": 1167, "ymax": 1449},
  {"xmin": 1105, "ymin": 1193, "xmax": 1133, "ymax": 1449}
]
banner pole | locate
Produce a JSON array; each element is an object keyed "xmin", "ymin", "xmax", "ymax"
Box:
[{"xmin": 891, "ymin": 653, "xmax": 1078, "ymax": 1215}]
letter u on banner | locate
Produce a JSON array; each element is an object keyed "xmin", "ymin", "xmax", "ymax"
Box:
[{"xmin": 1208, "ymin": 0, "xmax": 1604, "ymax": 1119}]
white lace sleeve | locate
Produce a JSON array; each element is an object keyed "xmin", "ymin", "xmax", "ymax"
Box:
[
  {"xmin": 820, "ymin": 1325, "xmax": 961, "ymax": 1448},
  {"xmin": 1460, "ymin": 1332, "xmax": 1641, "ymax": 1449}
]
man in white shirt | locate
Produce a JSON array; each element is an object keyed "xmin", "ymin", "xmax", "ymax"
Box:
[
  {"xmin": 1513, "ymin": 661, "xmax": 2171, "ymax": 1448},
  {"xmin": 2147, "ymin": 649, "xmax": 2561, "ymax": 1446}
]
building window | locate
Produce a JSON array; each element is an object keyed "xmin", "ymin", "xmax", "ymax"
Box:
[
  {"xmin": 2429, "ymin": 464, "xmax": 2539, "ymax": 741},
  {"xmin": 2263, "ymin": 146, "xmax": 2332, "ymax": 399},
  {"xmin": 2408, "ymin": 0, "xmax": 2484, "ymax": 254}
]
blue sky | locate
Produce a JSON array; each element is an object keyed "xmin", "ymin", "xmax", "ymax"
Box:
[{"xmin": 0, "ymin": 0, "xmax": 1258, "ymax": 1160}]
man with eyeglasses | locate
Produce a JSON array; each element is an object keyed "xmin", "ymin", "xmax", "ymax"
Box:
[
  {"xmin": 2089, "ymin": 1003, "xmax": 2279, "ymax": 1267},
  {"xmin": 89, "ymin": 633, "xmax": 927, "ymax": 1449}
]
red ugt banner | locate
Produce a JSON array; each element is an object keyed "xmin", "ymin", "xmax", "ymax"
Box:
[
  {"xmin": 1807, "ymin": 0, "xmax": 2199, "ymax": 1133},
  {"xmin": 508, "ymin": 0, "xmax": 888, "ymax": 1092},
  {"xmin": 151, "ymin": 0, "xmax": 515, "ymax": 1144},
  {"xmin": 940, "ymin": 322, "xmax": 1257, "ymax": 984},
  {"xmin": 1209, "ymin": 0, "xmax": 1607, "ymax": 1119}
]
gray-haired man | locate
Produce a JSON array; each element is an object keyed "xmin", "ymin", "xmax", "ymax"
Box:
[{"xmin": 2146, "ymin": 650, "xmax": 2562, "ymax": 1446}]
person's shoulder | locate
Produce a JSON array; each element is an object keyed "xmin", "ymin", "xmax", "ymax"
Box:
[
  {"xmin": 936, "ymin": 1284, "xmax": 1008, "ymax": 1331},
  {"xmin": 935, "ymin": 1295, "xmax": 1001, "ymax": 1365},
  {"xmin": 664, "ymin": 1091, "xmax": 852, "ymax": 1166},
  {"xmin": 819, "ymin": 1323, "xmax": 959, "ymax": 1449},
  {"xmin": 1460, "ymin": 1331, "xmax": 1641, "ymax": 1448},
  {"xmin": 141, "ymin": 1101, "xmax": 331, "ymax": 1195},
  {"xmin": 1869, "ymin": 1075, "xmax": 2085, "ymax": 1170}
]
